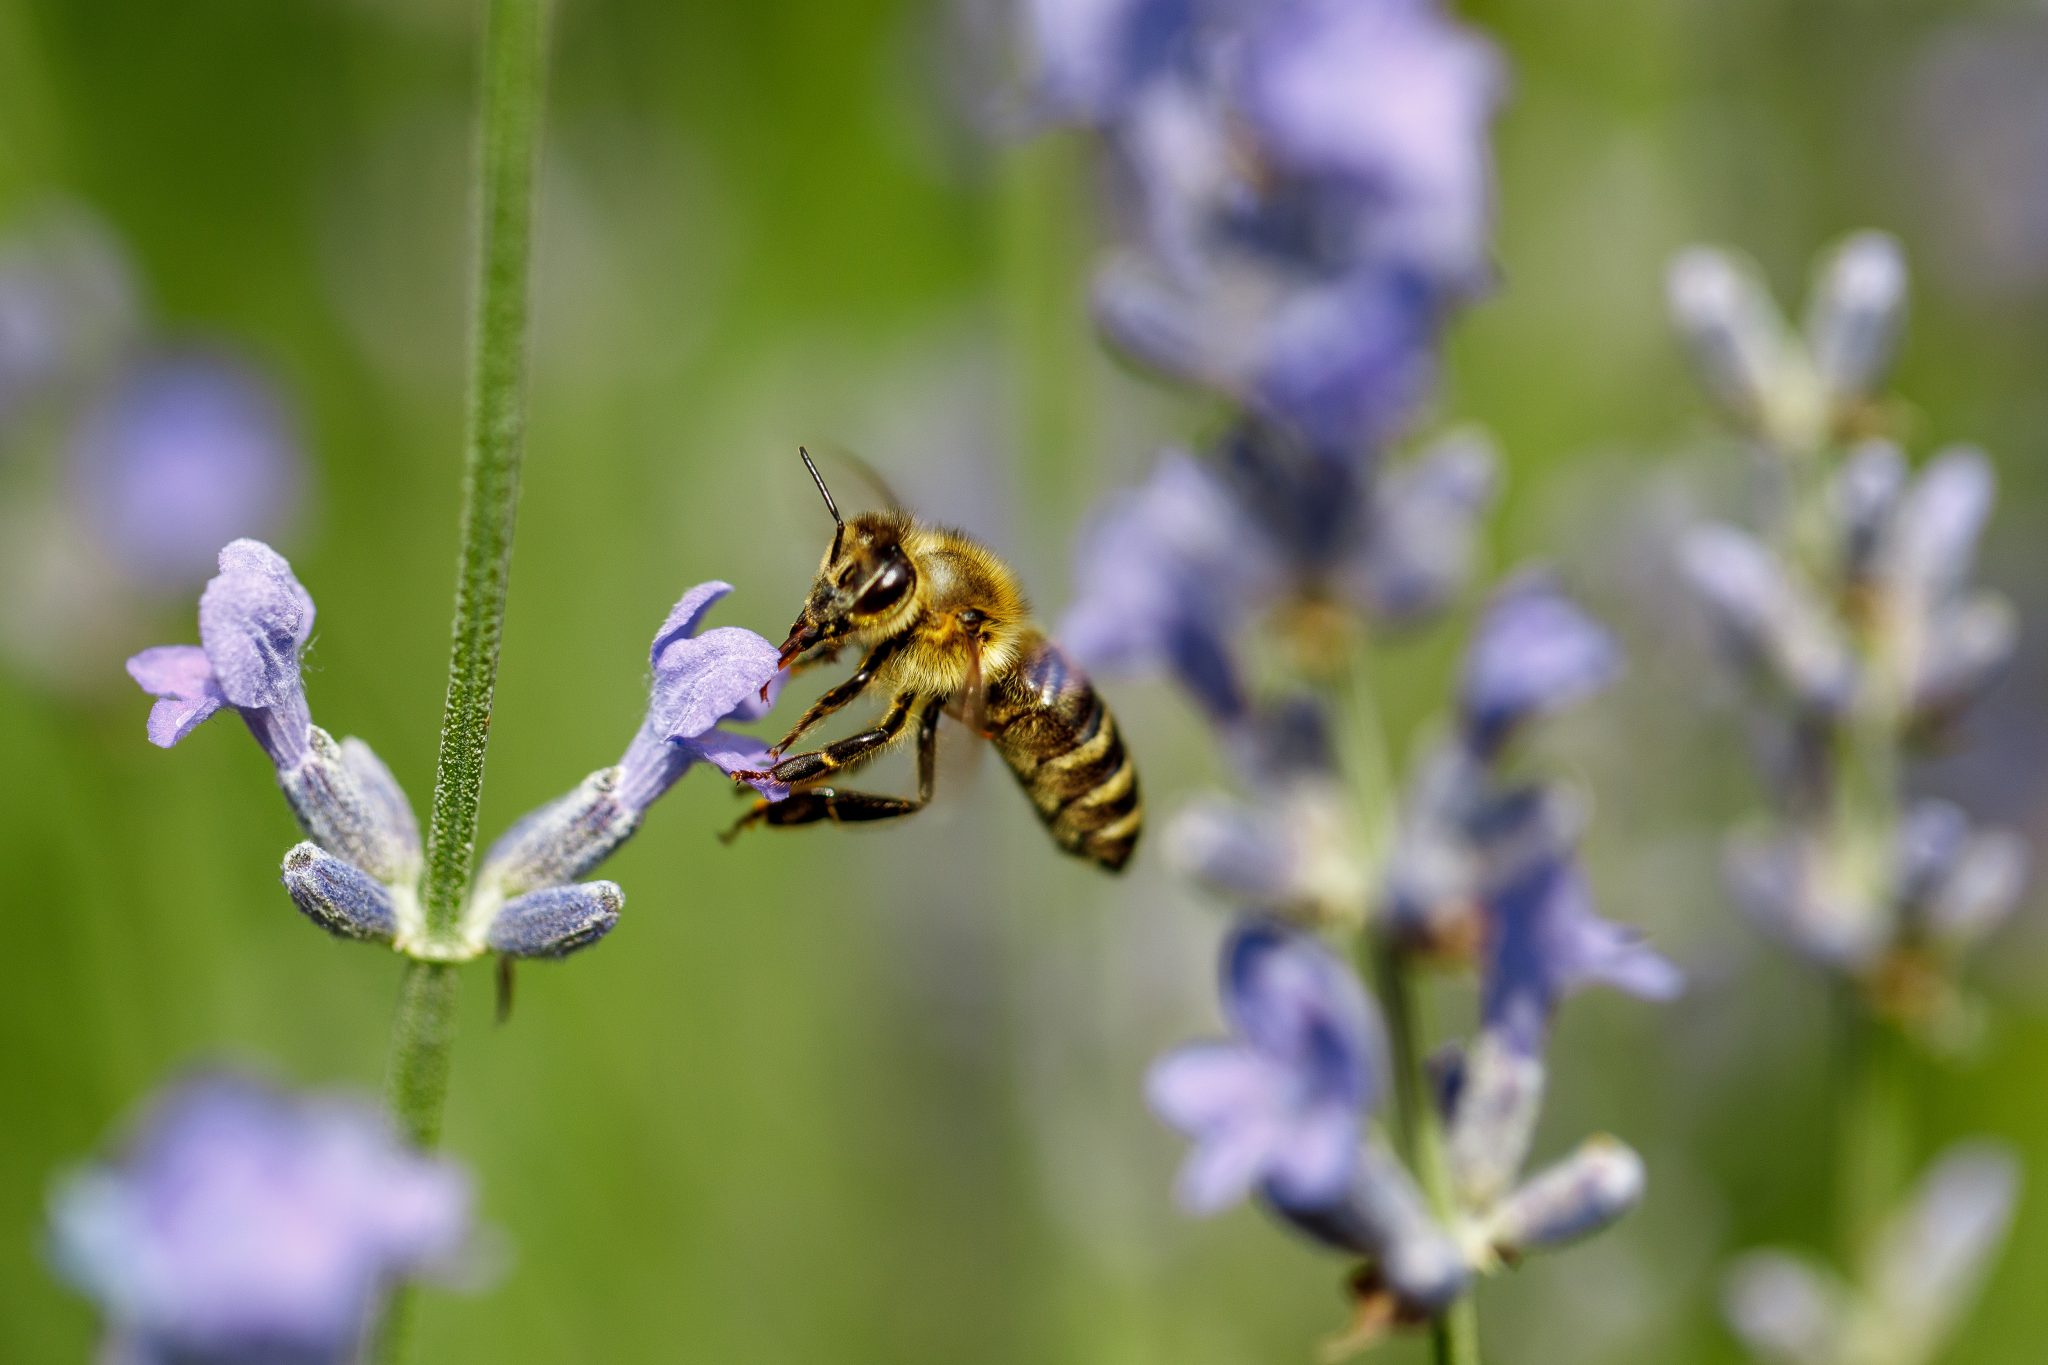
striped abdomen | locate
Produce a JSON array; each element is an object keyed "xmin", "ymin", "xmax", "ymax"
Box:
[{"xmin": 985, "ymin": 632, "xmax": 1140, "ymax": 871}]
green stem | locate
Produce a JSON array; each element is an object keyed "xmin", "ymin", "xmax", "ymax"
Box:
[
  {"xmin": 997, "ymin": 133, "xmax": 1090, "ymax": 519},
  {"xmin": 1371, "ymin": 940, "xmax": 1481, "ymax": 1365},
  {"xmin": 421, "ymin": 0, "xmax": 548, "ymax": 945},
  {"xmin": 1836, "ymin": 1000, "xmax": 1912, "ymax": 1266},
  {"xmin": 375, "ymin": 0, "xmax": 548, "ymax": 1356}
]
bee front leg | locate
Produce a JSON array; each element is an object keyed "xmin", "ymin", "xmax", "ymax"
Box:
[
  {"xmin": 733, "ymin": 692, "xmax": 914, "ymax": 788},
  {"xmin": 771, "ymin": 636, "xmax": 906, "ymax": 754},
  {"xmin": 723, "ymin": 700, "xmax": 942, "ymax": 841}
]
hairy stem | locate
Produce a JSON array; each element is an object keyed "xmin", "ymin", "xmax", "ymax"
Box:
[
  {"xmin": 376, "ymin": 0, "xmax": 548, "ymax": 1356},
  {"xmin": 421, "ymin": 0, "xmax": 548, "ymax": 945},
  {"xmin": 1372, "ymin": 940, "xmax": 1482, "ymax": 1365}
]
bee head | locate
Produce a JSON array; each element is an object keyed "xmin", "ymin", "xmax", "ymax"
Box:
[{"xmin": 774, "ymin": 450, "xmax": 919, "ymax": 667}]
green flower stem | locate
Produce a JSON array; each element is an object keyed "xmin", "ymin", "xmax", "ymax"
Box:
[
  {"xmin": 420, "ymin": 0, "xmax": 548, "ymax": 947},
  {"xmin": 376, "ymin": 0, "xmax": 548, "ymax": 1355},
  {"xmin": 1334, "ymin": 655, "xmax": 1479, "ymax": 1365},
  {"xmin": 1371, "ymin": 939, "xmax": 1482, "ymax": 1365},
  {"xmin": 1837, "ymin": 1000, "xmax": 1913, "ymax": 1261},
  {"xmin": 997, "ymin": 132, "xmax": 1092, "ymax": 516}
]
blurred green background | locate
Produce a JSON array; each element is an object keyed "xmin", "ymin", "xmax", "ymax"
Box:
[{"xmin": 4, "ymin": 0, "xmax": 2047, "ymax": 1360}]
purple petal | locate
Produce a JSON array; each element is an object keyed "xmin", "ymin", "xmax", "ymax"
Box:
[
  {"xmin": 648, "ymin": 596, "xmax": 786, "ymax": 741},
  {"xmin": 650, "ymin": 580, "xmax": 733, "ymax": 670},
  {"xmin": 685, "ymin": 727, "xmax": 789, "ymax": 801},
  {"xmin": 1241, "ymin": 0, "xmax": 1504, "ymax": 282},
  {"xmin": 197, "ymin": 539, "xmax": 314, "ymax": 710},
  {"xmin": 1260, "ymin": 1101, "xmax": 1360, "ymax": 1209},
  {"xmin": 1460, "ymin": 570, "xmax": 1620, "ymax": 756},
  {"xmin": 1146, "ymin": 1042, "xmax": 1287, "ymax": 1136},
  {"xmin": 1482, "ymin": 855, "xmax": 1679, "ymax": 1058},
  {"xmin": 1059, "ymin": 448, "xmax": 1274, "ymax": 721},
  {"xmin": 1221, "ymin": 919, "xmax": 1381, "ymax": 1112},
  {"xmin": 125, "ymin": 644, "xmax": 225, "ymax": 747},
  {"xmin": 1175, "ymin": 1113, "xmax": 1292, "ymax": 1216}
]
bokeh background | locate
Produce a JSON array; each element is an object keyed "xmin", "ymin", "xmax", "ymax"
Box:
[{"xmin": 5, "ymin": 0, "xmax": 2048, "ymax": 1360}]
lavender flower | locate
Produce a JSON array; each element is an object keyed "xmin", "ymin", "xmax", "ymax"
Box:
[
  {"xmin": 466, "ymin": 581, "xmax": 786, "ymax": 930},
  {"xmin": 0, "ymin": 201, "xmax": 137, "ymax": 434},
  {"xmin": 1147, "ymin": 918, "xmax": 1381, "ymax": 1215},
  {"xmin": 127, "ymin": 540, "xmax": 420, "ymax": 888},
  {"xmin": 1670, "ymin": 237, "xmax": 2026, "ymax": 1023},
  {"xmin": 1061, "ymin": 426, "xmax": 1497, "ymax": 722},
  {"xmin": 48, "ymin": 1073, "xmax": 473, "ymax": 1365},
  {"xmin": 128, "ymin": 545, "xmax": 782, "ymax": 962},
  {"xmin": 69, "ymin": 350, "xmax": 304, "ymax": 586}
]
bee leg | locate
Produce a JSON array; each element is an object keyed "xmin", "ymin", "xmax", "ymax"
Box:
[
  {"xmin": 772, "ymin": 636, "xmax": 906, "ymax": 753},
  {"xmin": 735, "ymin": 692, "xmax": 914, "ymax": 788},
  {"xmin": 722, "ymin": 700, "xmax": 942, "ymax": 838}
]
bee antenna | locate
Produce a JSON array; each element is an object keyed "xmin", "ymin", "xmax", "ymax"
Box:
[{"xmin": 799, "ymin": 446, "xmax": 843, "ymax": 529}]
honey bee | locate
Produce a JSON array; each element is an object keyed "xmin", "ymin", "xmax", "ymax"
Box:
[{"xmin": 724, "ymin": 449, "xmax": 1141, "ymax": 871}]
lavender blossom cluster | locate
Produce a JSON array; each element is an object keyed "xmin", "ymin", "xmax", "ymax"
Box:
[
  {"xmin": 1667, "ymin": 236, "xmax": 2026, "ymax": 1363},
  {"xmin": 48, "ymin": 1073, "xmax": 475, "ymax": 1365},
  {"xmin": 1023, "ymin": 0, "xmax": 1679, "ymax": 1348},
  {"xmin": 128, "ymin": 541, "xmax": 787, "ymax": 962},
  {"xmin": 1669, "ymin": 235, "xmax": 2027, "ymax": 1034}
]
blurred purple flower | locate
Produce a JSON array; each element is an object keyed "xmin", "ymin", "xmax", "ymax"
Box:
[
  {"xmin": 0, "ymin": 202, "xmax": 137, "ymax": 435},
  {"xmin": 1061, "ymin": 428, "xmax": 1495, "ymax": 723},
  {"xmin": 1029, "ymin": 0, "xmax": 1502, "ymax": 458},
  {"xmin": 1147, "ymin": 918, "xmax": 1382, "ymax": 1214},
  {"xmin": 127, "ymin": 539, "xmax": 421, "ymax": 890},
  {"xmin": 48, "ymin": 1073, "xmax": 473, "ymax": 1365},
  {"xmin": 1459, "ymin": 571, "xmax": 1621, "ymax": 758},
  {"xmin": 1059, "ymin": 448, "xmax": 1275, "ymax": 723},
  {"xmin": 474, "ymin": 581, "xmax": 786, "ymax": 903},
  {"xmin": 69, "ymin": 350, "xmax": 303, "ymax": 586},
  {"xmin": 1480, "ymin": 852, "xmax": 1680, "ymax": 1060}
]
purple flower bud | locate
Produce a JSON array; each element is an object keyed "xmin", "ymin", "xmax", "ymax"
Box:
[
  {"xmin": 1485, "ymin": 1135, "xmax": 1645, "ymax": 1255},
  {"xmin": 1481, "ymin": 852, "xmax": 1680, "ymax": 1061},
  {"xmin": 1459, "ymin": 571, "xmax": 1622, "ymax": 758},
  {"xmin": 280, "ymin": 843, "xmax": 398, "ymax": 944},
  {"xmin": 478, "ymin": 581, "xmax": 785, "ymax": 907},
  {"xmin": 1836, "ymin": 441, "xmax": 1909, "ymax": 584},
  {"xmin": 1723, "ymin": 827, "xmax": 1881, "ymax": 970},
  {"xmin": 1870, "ymin": 1142, "xmax": 2019, "ymax": 1355},
  {"xmin": 47, "ymin": 1073, "xmax": 474, "ymax": 1364},
  {"xmin": 1805, "ymin": 231, "xmax": 1907, "ymax": 413},
  {"xmin": 1679, "ymin": 525, "xmax": 1854, "ymax": 710},
  {"xmin": 1148, "ymin": 918, "xmax": 1382, "ymax": 1214},
  {"xmin": 69, "ymin": 350, "xmax": 304, "ymax": 586},
  {"xmin": 1444, "ymin": 1031, "xmax": 1544, "ymax": 1208},
  {"xmin": 1722, "ymin": 1252, "xmax": 1847, "ymax": 1364},
  {"xmin": 1881, "ymin": 447, "xmax": 1993, "ymax": 614},
  {"xmin": 1666, "ymin": 246, "xmax": 1795, "ymax": 436},
  {"xmin": 485, "ymin": 881, "xmax": 624, "ymax": 959}
]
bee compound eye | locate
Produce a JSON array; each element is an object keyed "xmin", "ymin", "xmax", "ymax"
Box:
[{"xmin": 854, "ymin": 557, "xmax": 913, "ymax": 614}]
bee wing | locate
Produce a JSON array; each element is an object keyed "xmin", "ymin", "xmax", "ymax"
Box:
[{"xmin": 940, "ymin": 627, "xmax": 993, "ymax": 791}]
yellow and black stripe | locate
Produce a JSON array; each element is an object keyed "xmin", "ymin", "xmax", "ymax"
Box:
[{"xmin": 988, "ymin": 633, "xmax": 1141, "ymax": 872}]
